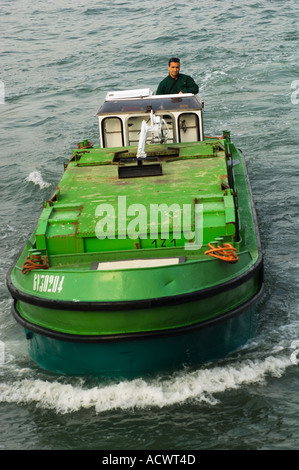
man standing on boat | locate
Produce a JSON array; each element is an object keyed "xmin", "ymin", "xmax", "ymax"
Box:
[{"xmin": 156, "ymin": 57, "xmax": 199, "ymax": 95}]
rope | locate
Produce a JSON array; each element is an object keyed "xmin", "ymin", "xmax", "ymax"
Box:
[
  {"xmin": 205, "ymin": 135, "xmax": 224, "ymax": 139},
  {"xmin": 76, "ymin": 140, "xmax": 94, "ymax": 149},
  {"xmin": 22, "ymin": 254, "xmax": 49, "ymax": 274},
  {"xmin": 204, "ymin": 242, "xmax": 239, "ymax": 263}
]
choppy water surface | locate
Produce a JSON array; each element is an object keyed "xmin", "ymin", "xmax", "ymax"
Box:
[{"xmin": 1, "ymin": 0, "xmax": 299, "ymax": 450}]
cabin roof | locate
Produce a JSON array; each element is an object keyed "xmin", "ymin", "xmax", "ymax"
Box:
[{"xmin": 96, "ymin": 89, "xmax": 203, "ymax": 115}]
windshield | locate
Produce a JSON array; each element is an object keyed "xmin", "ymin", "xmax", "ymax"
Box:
[{"xmin": 97, "ymin": 95, "xmax": 202, "ymax": 115}]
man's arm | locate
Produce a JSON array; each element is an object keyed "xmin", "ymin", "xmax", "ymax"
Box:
[
  {"xmin": 156, "ymin": 82, "xmax": 164, "ymax": 95},
  {"xmin": 156, "ymin": 77, "xmax": 168, "ymax": 95},
  {"xmin": 180, "ymin": 75, "xmax": 199, "ymax": 94}
]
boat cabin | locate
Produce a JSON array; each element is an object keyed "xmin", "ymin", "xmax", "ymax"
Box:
[{"xmin": 96, "ymin": 89, "xmax": 204, "ymax": 149}]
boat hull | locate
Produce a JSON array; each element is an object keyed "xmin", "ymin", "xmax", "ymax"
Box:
[{"xmin": 12, "ymin": 287, "xmax": 262, "ymax": 378}]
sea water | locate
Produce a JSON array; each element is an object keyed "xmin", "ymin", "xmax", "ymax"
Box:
[{"xmin": 0, "ymin": 0, "xmax": 299, "ymax": 450}]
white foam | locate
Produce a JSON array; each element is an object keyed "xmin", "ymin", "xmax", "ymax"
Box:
[
  {"xmin": 0, "ymin": 349, "xmax": 298, "ymax": 414},
  {"xmin": 26, "ymin": 170, "xmax": 51, "ymax": 189}
]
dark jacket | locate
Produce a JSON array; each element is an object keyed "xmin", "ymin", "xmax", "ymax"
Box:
[{"xmin": 156, "ymin": 73, "xmax": 199, "ymax": 95}]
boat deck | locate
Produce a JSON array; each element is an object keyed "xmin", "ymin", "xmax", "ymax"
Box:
[{"xmin": 36, "ymin": 140, "xmax": 236, "ymax": 256}]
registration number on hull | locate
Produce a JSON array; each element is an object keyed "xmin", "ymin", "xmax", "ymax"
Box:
[{"xmin": 33, "ymin": 274, "xmax": 64, "ymax": 293}]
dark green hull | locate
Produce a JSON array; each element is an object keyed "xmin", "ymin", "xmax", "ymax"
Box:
[{"xmin": 12, "ymin": 288, "xmax": 261, "ymax": 378}]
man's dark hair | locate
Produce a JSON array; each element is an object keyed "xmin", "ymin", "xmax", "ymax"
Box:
[{"xmin": 168, "ymin": 57, "xmax": 180, "ymax": 65}]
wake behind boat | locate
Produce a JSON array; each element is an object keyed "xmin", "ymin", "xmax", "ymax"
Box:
[{"xmin": 6, "ymin": 88, "xmax": 263, "ymax": 378}]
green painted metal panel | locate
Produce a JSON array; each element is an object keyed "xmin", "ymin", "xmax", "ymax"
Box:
[{"xmin": 34, "ymin": 141, "xmax": 238, "ymax": 256}]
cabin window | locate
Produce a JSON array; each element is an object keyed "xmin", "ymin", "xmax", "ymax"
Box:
[
  {"xmin": 127, "ymin": 114, "xmax": 174, "ymax": 146},
  {"xmin": 178, "ymin": 113, "xmax": 200, "ymax": 143},
  {"xmin": 162, "ymin": 115, "xmax": 174, "ymax": 143},
  {"xmin": 102, "ymin": 117, "xmax": 124, "ymax": 148}
]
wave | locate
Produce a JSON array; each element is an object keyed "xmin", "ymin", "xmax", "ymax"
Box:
[
  {"xmin": 25, "ymin": 171, "xmax": 51, "ymax": 189},
  {"xmin": 0, "ymin": 343, "xmax": 298, "ymax": 415}
]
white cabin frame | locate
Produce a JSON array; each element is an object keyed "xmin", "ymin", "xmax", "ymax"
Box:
[{"xmin": 96, "ymin": 89, "xmax": 204, "ymax": 149}]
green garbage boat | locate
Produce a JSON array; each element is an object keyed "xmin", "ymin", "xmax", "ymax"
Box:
[{"xmin": 7, "ymin": 89, "xmax": 264, "ymax": 378}]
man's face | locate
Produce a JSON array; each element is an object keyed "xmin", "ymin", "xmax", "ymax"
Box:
[{"xmin": 168, "ymin": 61, "xmax": 180, "ymax": 79}]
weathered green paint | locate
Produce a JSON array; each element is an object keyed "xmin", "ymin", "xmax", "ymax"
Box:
[
  {"xmin": 15, "ymin": 273, "xmax": 258, "ymax": 336},
  {"xmin": 11, "ymin": 245, "xmax": 253, "ymax": 302},
  {"xmin": 34, "ymin": 141, "xmax": 236, "ymax": 256}
]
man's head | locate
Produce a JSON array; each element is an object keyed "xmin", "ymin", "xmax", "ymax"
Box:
[{"xmin": 168, "ymin": 57, "xmax": 180, "ymax": 79}]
